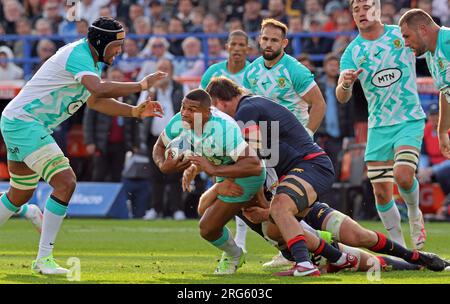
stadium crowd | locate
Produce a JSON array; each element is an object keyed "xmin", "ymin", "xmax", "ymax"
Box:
[{"xmin": 1, "ymin": 0, "xmax": 450, "ymax": 220}]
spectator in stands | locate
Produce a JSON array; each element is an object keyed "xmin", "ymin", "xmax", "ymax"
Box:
[
  {"xmin": 227, "ymin": 18, "xmax": 245, "ymax": 32},
  {"xmin": 32, "ymin": 18, "xmax": 64, "ymax": 57},
  {"xmin": 286, "ymin": 15, "xmax": 304, "ymax": 56},
  {"xmin": 149, "ymin": 0, "xmax": 169, "ymax": 26},
  {"xmin": 153, "ymin": 20, "xmax": 169, "ymax": 35},
  {"xmin": 332, "ymin": 13, "xmax": 355, "ymax": 55},
  {"xmin": 58, "ymin": 3, "xmax": 79, "ymax": 42},
  {"xmin": 109, "ymin": 0, "xmax": 132, "ymax": 20},
  {"xmin": 117, "ymin": 39, "xmax": 143, "ymax": 81},
  {"xmin": 167, "ymin": 16, "xmax": 185, "ymax": 56},
  {"xmin": 381, "ymin": 1, "xmax": 399, "ymax": 24},
  {"xmin": 0, "ymin": 45, "xmax": 23, "ymax": 80},
  {"xmin": 297, "ymin": 53, "xmax": 319, "ymax": 79},
  {"xmin": 13, "ymin": 17, "xmax": 32, "ymax": 58},
  {"xmin": 23, "ymin": 0, "xmax": 42, "ymax": 22},
  {"xmin": 243, "ymin": 0, "xmax": 264, "ymax": 33},
  {"xmin": 316, "ymin": 53, "xmax": 354, "ymax": 173},
  {"xmin": 267, "ymin": 0, "xmax": 289, "ymax": 24},
  {"xmin": 417, "ymin": 0, "xmax": 442, "ymax": 24},
  {"xmin": 207, "ymin": 37, "xmax": 228, "ymax": 65},
  {"xmin": 3, "ymin": 0, "xmax": 24, "ymax": 34},
  {"xmin": 433, "ymin": 0, "xmax": 449, "ymax": 26},
  {"xmin": 128, "ymin": 3, "xmax": 146, "ymax": 30},
  {"xmin": 188, "ymin": 6, "xmax": 205, "ymax": 32},
  {"xmin": 176, "ymin": 0, "xmax": 194, "ymax": 30},
  {"xmin": 42, "ymin": 0, "xmax": 63, "ymax": 34},
  {"xmin": 0, "ymin": 23, "xmax": 7, "ymax": 48},
  {"xmin": 303, "ymin": 0, "xmax": 328, "ymax": 31},
  {"xmin": 418, "ymin": 104, "xmax": 450, "ymax": 196},
  {"xmin": 75, "ymin": 19, "xmax": 89, "ymax": 36},
  {"xmin": 32, "ymin": 39, "xmax": 56, "ymax": 75},
  {"xmin": 138, "ymin": 37, "xmax": 174, "ymax": 80},
  {"xmin": 202, "ymin": 14, "xmax": 221, "ymax": 34},
  {"xmin": 138, "ymin": 59, "xmax": 186, "ymax": 220},
  {"xmin": 133, "ymin": 16, "xmax": 152, "ymax": 50},
  {"xmin": 80, "ymin": 0, "xmax": 110, "ymax": 25},
  {"xmin": 301, "ymin": 17, "xmax": 334, "ymax": 60},
  {"xmin": 99, "ymin": 5, "xmax": 113, "ymax": 18},
  {"xmin": 175, "ymin": 36, "xmax": 205, "ymax": 77},
  {"xmin": 322, "ymin": 0, "xmax": 344, "ymax": 32},
  {"xmin": 83, "ymin": 67, "xmax": 138, "ymax": 182}
]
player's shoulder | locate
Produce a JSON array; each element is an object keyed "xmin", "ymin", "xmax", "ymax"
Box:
[
  {"xmin": 210, "ymin": 107, "xmax": 238, "ymax": 126},
  {"xmin": 206, "ymin": 60, "xmax": 227, "ymax": 72},
  {"xmin": 65, "ymin": 38, "xmax": 95, "ymax": 64},
  {"xmin": 247, "ymin": 56, "xmax": 264, "ymax": 67},
  {"xmin": 438, "ymin": 27, "xmax": 450, "ymax": 46}
]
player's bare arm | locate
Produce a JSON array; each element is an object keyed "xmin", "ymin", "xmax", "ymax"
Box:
[
  {"xmin": 152, "ymin": 135, "xmax": 190, "ymax": 174},
  {"xmin": 301, "ymin": 85, "xmax": 326, "ymax": 134},
  {"xmin": 336, "ymin": 69, "xmax": 363, "ymax": 103},
  {"xmin": 86, "ymin": 96, "xmax": 164, "ymax": 118},
  {"xmin": 81, "ymin": 71, "xmax": 167, "ymax": 98}
]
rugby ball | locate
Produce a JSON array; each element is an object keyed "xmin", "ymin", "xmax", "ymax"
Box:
[{"xmin": 164, "ymin": 134, "xmax": 194, "ymax": 160}]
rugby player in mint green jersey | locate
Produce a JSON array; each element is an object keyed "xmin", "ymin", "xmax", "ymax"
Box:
[
  {"xmin": 200, "ymin": 29, "xmax": 252, "ymax": 255},
  {"xmin": 0, "ymin": 17, "xmax": 166, "ymax": 275},
  {"xmin": 243, "ymin": 18, "xmax": 326, "ymax": 138},
  {"xmin": 152, "ymin": 89, "xmax": 266, "ymax": 275},
  {"xmin": 336, "ymin": 0, "xmax": 427, "ymax": 250},
  {"xmin": 399, "ymin": 9, "xmax": 450, "ymax": 159}
]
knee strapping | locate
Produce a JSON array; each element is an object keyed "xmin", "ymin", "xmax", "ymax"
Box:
[
  {"xmin": 394, "ymin": 149, "xmax": 419, "ymax": 171},
  {"xmin": 9, "ymin": 172, "xmax": 40, "ymax": 190},
  {"xmin": 276, "ymin": 175, "xmax": 310, "ymax": 213},
  {"xmin": 367, "ymin": 165, "xmax": 394, "ymax": 183}
]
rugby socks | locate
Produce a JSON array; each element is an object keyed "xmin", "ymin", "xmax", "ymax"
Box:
[
  {"xmin": 37, "ymin": 195, "xmax": 68, "ymax": 260},
  {"xmin": 0, "ymin": 193, "xmax": 19, "ymax": 226},
  {"xmin": 287, "ymin": 235, "xmax": 312, "ymax": 266},
  {"xmin": 398, "ymin": 178, "xmax": 421, "ymax": 220},
  {"xmin": 234, "ymin": 216, "xmax": 247, "ymax": 252},
  {"xmin": 376, "ymin": 199, "xmax": 406, "ymax": 247},
  {"xmin": 313, "ymin": 239, "xmax": 343, "ymax": 264},
  {"xmin": 210, "ymin": 227, "xmax": 242, "ymax": 259},
  {"xmin": 369, "ymin": 231, "xmax": 420, "ymax": 264},
  {"xmin": 16, "ymin": 204, "xmax": 29, "ymax": 217},
  {"xmin": 378, "ymin": 256, "xmax": 422, "ymax": 271}
]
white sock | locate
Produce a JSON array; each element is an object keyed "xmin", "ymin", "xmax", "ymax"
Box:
[
  {"xmin": 376, "ymin": 199, "xmax": 406, "ymax": 247},
  {"xmin": 398, "ymin": 178, "xmax": 421, "ymax": 220},
  {"xmin": 211, "ymin": 227, "xmax": 242, "ymax": 259},
  {"xmin": 37, "ymin": 197, "xmax": 67, "ymax": 260},
  {"xmin": 234, "ymin": 216, "xmax": 247, "ymax": 251},
  {"xmin": 0, "ymin": 193, "xmax": 19, "ymax": 226}
]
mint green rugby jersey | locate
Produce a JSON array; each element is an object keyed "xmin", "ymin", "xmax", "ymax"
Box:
[
  {"xmin": 340, "ymin": 25, "xmax": 425, "ymax": 129},
  {"xmin": 425, "ymin": 27, "xmax": 450, "ymax": 99},
  {"xmin": 243, "ymin": 53, "xmax": 316, "ymax": 126},
  {"xmin": 161, "ymin": 108, "xmax": 248, "ymax": 166},
  {"xmin": 2, "ymin": 38, "xmax": 103, "ymax": 132},
  {"xmin": 200, "ymin": 60, "xmax": 250, "ymax": 89}
]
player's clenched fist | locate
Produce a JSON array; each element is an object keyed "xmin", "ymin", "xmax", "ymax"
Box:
[{"xmin": 341, "ymin": 68, "xmax": 363, "ymax": 89}]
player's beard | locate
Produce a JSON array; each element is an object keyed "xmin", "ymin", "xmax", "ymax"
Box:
[{"xmin": 262, "ymin": 48, "xmax": 282, "ymax": 61}]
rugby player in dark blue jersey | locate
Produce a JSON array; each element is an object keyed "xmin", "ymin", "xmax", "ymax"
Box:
[{"xmin": 205, "ymin": 76, "xmax": 449, "ymax": 275}]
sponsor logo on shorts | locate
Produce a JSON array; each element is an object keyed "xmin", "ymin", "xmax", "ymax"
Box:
[
  {"xmin": 7, "ymin": 147, "xmax": 19, "ymax": 154},
  {"xmin": 291, "ymin": 168, "xmax": 304, "ymax": 173},
  {"xmin": 317, "ymin": 208, "xmax": 325, "ymax": 219},
  {"xmin": 67, "ymin": 100, "xmax": 84, "ymax": 115},
  {"xmin": 371, "ymin": 68, "xmax": 402, "ymax": 88}
]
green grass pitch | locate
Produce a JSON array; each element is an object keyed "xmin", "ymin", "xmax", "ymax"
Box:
[{"xmin": 0, "ymin": 218, "xmax": 449, "ymax": 284}]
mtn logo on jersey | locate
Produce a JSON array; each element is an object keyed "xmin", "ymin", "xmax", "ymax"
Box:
[{"xmin": 371, "ymin": 68, "xmax": 402, "ymax": 88}]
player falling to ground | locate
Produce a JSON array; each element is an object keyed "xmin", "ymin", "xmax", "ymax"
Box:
[
  {"xmin": 199, "ymin": 29, "xmax": 252, "ymax": 254},
  {"xmin": 399, "ymin": 9, "xmax": 450, "ymax": 160},
  {"xmin": 152, "ymin": 89, "xmax": 266, "ymax": 275},
  {"xmin": 336, "ymin": 0, "xmax": 427, "ymax": 250},
  {"xmin": 205, "ymin": 77, "xmax": 361, "ymax": 277},
  {"xmin": 242, "ymin": 18, "xmax": 328, "ymax": 268},
  {"xmin": 197, "ymin": 180, "xmax": 446, "ymax": 274},
  {"xmin": 0, "ymin": 17, "xmax": 165, "ymax": 275}
]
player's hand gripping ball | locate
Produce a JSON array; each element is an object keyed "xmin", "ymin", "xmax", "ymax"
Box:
[{"xmin": 164, "ymin": 134, "xmax": 194, "ymax": 160}]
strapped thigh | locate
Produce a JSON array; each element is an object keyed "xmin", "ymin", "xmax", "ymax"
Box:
[
  {"xmin": 367, "ymin": 165, "xmax": 394, "ymax": 183},
  {"xmin": 276, "ymin": 174, "xmax": 310, "ymax": 213},
  {"xmin": 394, "ymin": 149, "xmax": 419, "ymax": 171}
]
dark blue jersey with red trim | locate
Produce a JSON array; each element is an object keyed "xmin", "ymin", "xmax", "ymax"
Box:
[{"xmin": 234, "ymin": 95, "xmax": 325, "ymax": 177}]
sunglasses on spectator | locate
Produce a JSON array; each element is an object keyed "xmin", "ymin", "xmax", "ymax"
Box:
[{"xmin": 152, "ymin": 44, "xmax": 165, "ymax": 48}]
